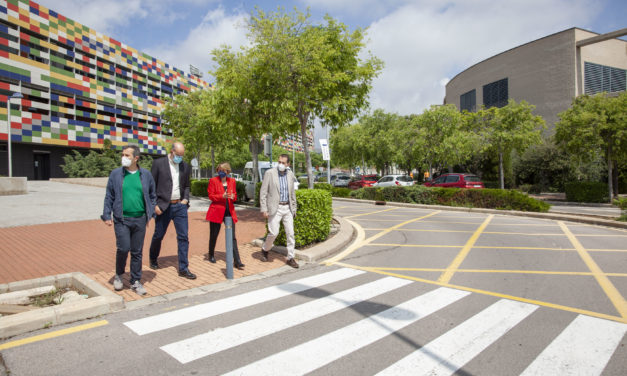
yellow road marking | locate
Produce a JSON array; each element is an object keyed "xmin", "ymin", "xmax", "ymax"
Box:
[
  {"xmin": 362, "ymin": 228, "xmax": 576, "ymax": 236},
  {"xmin": 345, "ymin": 207, "xmax": 400, "ymax": 219},
  {"xmin": 559, "ymin": 221, "xmax": 627, "ymax": 319},
  {"xmin": 0, "ymin": 320, "xmax": 108, "ymax": 350},
  {"xmin": 334, "ymin": 262, "xmax": 626, "ymax": 323},
  {"xmin": 362, "ymin": 228, "xmax": 474, "ymax": 233},
  {"xmin": 438, "ymin": 215, "xmax": 494, "ymax": 283},
  {"xmin": 366, "ymin": 243, "xmax": 627, "ymax": 252},
  {"xmin": 370, "ymin": 267, "xmax": 627, "ymax": 277},
  {"xmin": 324, "ymin": 211, "xmax": 441, "ymax": 265}
]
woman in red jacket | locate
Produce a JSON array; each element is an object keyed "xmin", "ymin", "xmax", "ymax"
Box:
[{"xmin": 206, "ymin": 162, "xmax": 244, "ymax": 269}]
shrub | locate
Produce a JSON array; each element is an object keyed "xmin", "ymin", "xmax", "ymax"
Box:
[
  {"xmin": 235, "ymin": 181, "xmax": 246, "ymax": 202},
  {"xmin": 273, "ymin": 189, "xmax": 333, "ymax": 247},
  {"xmin": 347, "ymin": 185, "xmax": 550, "ymax": 212},
  {"xmin": 298, "ymin": 178, "xmax": 309, "ymax": 189},
  {"xmin": 191, "ymin": 179, "xmax": 209, "ymax": 197},
  {"xmin": 564, "ymin": 181, "xmax": 609, "ymax": 203},
  {"xmin": 613, "ymin": 197, "xmax": 627, "ymax": 210},
  {"xmin": 331, "ymin": 187, "xmax": 351, "ymax": 197},
  {"xmin": 313, "ymin": 182, "xmax": 333, "ymax": 191},
  {"xmin": 254, "ymin": 181, "xmax": 262, "ymax": 207}
]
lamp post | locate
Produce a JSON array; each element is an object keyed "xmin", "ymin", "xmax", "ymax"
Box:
[{"xmin": 6, "ymin": 92, "xmax": 23, "ymax": 177}]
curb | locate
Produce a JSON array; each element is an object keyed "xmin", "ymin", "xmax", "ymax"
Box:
[
  {"xmin": 0, "ymin": 272, "xmax": 123, "ymax": 340},
  {"xmin": 332, "ymin": 197, "xmax": 627, "ymax": 230},
  {"xmin": 251, "ymin": 215, "xmax": 356, "ymax": 262}
]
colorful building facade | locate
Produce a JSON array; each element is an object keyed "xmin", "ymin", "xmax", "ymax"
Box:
[{"xmin": 0, "ymin": 0, "xmax": 210, "ymax": 179}]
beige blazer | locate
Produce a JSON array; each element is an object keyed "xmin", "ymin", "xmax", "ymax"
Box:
[{"xmin": 260, "ymin": 168, "xmax": 297, "ymax": 216}]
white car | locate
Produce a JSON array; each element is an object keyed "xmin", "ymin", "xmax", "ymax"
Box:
[
  {"xmin": 331, "ymin": 175, "xmax": 351, "ymax": 187},
  {"xmin": 373, "ymin": 175, "xmax": 415, "ymax": 187}
]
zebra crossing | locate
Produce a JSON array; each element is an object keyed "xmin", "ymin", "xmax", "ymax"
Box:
[{"xmin": 124, "ymin": 267, "xmax": 627, "ymax": 375}]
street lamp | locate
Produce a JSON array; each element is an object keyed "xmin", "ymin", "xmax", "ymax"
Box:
[{"xmin": 6, "ymin": 92, "xmax": 23, "ymax": 177}]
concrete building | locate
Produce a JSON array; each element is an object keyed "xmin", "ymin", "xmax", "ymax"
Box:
[
  {"xmin": 0, "ymin": 0, "xmax": 210, "ymax": 179},
  {"xmin": 445, "ymin": 27, "xmax": 627, "ymax": 127}
]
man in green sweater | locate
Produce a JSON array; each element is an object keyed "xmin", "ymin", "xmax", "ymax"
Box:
[{"xmin": 102, "ymin": 145, "xmax": 157, "ymax": 295}]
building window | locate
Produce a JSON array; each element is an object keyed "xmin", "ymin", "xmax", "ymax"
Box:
[
  {"xmin": 584, "ymin": 62, "xmax": 626, "ymax": 95},
  {"xmin": 483, "ymin": 78, "xmax": 508, "ymax": 108},
  {"xmin": 460, "ymin": 89, "xmax": 476, "ymax": 112}
]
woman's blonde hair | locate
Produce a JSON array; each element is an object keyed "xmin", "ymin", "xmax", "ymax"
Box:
[{"xmin": 217, "ymin": 162, "xmax": 231, "ymax": 173}]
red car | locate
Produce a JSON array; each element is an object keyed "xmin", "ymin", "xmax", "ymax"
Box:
[
  {"xmin": 348, "ymin": 174, "xmax": 380, "ymax": 190},
  {"xmin": 423, "ymin": 173, "xmax": 485, "ymax": 188}
]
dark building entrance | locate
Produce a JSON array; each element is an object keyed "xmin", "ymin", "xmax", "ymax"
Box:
[{"xmin": 33, "ymin": 151, "xmax": 51, "ymax": 180}]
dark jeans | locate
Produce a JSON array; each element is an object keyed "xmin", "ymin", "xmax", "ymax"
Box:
[
  {"xmin": 209, "ymin": 220, "xmax": 241, "ymax": 264},
  {"xmin": 114, "ymin": 216, "xmax": 146, "ymax": 284},
  {"xmin": 149, "ymin": 203, "xmax": 189, "ymax": 272}
]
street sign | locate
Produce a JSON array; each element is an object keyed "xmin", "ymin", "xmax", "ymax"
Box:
[
  {"xmin": 355, "ymin": 166, "xmax": 360, "ymax": 173},
  {"xmin": 190, "ymin": 158, "xmax": 199, "ymax": 168},
  {"xmin": 319, "ymin": 139, "xmax": 330, "ymax": 161}
]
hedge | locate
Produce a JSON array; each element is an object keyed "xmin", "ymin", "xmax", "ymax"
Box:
[
  {"xmin": 191, "ymin": 179, "xmax": 246, "ymax": 203},
  {"xmin": 350, "ymin": 185, "xmax": 550, "ymax": 212},
  {"xmin": 273, "ymin": 189, "xmax": 333, "ymax": 247},
  {"xmin": 564, "ymin": 181, "xmax": 609, "ymax": 203}
]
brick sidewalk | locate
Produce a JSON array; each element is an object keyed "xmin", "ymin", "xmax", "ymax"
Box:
[{"xmin": 0, "ymin": 209, "xmax": 287, "ymax": 301}]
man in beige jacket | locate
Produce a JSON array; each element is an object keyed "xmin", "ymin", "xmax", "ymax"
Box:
[{"xmin": 259, "ymin": 154, "xmax": 299, "ymax": 268}]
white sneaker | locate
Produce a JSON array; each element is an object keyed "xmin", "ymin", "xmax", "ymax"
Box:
[
  {"xmin": 131, "ymin": 281, "xmax": 147, "ymax": 296},
  {"xmin": 113, "ymin": 275, "xmax": 123, "ymax": 291}
]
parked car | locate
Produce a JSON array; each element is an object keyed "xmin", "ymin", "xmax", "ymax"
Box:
[
  {"xmin": 373, "ymin": 175, "xmax": 415, "ymax": 187},
  {"xmin": 331, "ymin": 174, "xmax": 351, "ymax": 187},
  {"xmin": 230, "ymin": 173, "xmax": 242, "ymax": 181},
  {"xmin": 347, "ymin": 174, "xmax": 380, "ymax": 190},
  {"xmin": 423, "ymin": 173, "xmax": 485, "ymax": 188}
]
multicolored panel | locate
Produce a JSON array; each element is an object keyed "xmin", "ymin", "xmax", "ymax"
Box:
[{"xmin": 0, "ymin": 0, "xmax": 210, "ymax": 154}]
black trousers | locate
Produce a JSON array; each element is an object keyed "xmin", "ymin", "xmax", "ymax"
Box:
[
  {"xmin": 114, "ymin": 216, "xmax": 146, "ymax": 284},
  {"xmin": 209, "ymin": 219, "xmax": 241, "ymax": 264}
]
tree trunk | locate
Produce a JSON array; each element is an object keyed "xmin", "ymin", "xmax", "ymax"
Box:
[
  {"xmin": 299, "ymin": 110, "xmax": 313, "ymax": 189},
  {"xmin": 499, "ymin": 149, "xmax": 505, "ymax": 190},
  {"xmin": 612, "ymin": 160, "xmax": 619, "ymax": 197},
  {"xmin": 210, "ymin": 146, "xmax": 215, "ymax": 178},
  {"xmin": 251, "ymin": 136, "xmax": 260, "ymax": 199},
  {"xmin": 361, "ymin": 153, "xmax": 365, "ymax": 175},
  {"xmin": 607, "ymin": 146, "xmax": 613, "ymax": 201}
]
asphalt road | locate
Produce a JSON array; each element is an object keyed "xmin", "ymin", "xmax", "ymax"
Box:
[{"xmin": 1, "ymin": 200, "xmax": 627, "ymax": 375}]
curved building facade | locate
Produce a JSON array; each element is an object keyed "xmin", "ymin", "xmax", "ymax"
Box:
[
  {"xmin": 445, "ymin": 27, "xmax": 626, "ymax": 128},
  {"xmin": 0, "ymin": 0, "xmax": 210, "ymax": 179}
]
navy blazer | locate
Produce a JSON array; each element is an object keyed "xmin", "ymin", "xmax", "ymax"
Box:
[
  {"xmin": 151, "ymin": 155, "xmax": 191, "ymax": 211},
  {"xmin": 101, "ymin": 167, "xmax": 157, "ymax": 223}
]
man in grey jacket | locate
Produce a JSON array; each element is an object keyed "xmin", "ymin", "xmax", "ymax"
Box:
[
  {"xmin": 101, "ymin": 145, "xmax": 156, "ymax": 295},
  {"xmin": 259, "ymin": 154, "xmax": 299, "ymax": 268}
]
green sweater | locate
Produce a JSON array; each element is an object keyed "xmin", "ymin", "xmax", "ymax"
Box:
[{"xmin": 122, "ymin": 169, "xmax": 146, "ymax": 218}]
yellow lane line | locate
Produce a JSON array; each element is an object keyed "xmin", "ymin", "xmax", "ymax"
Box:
[
  {"xmin": 345, "ymin": 207, "xmax": 400, "ymax": 219},
  {"xmin": 570, "ymin": 234, "xmax": 627, "ymax": 237},
  {"xmin": 322, "ymin": 218, "xmax": 366, "ymax": 264},
  {"xmin": 370, "ymin": 267, "xmax": 627, "ymax": 277},
  {"xmin": 333, "ymin": 262, "xmax": 626, "ymax": 324},
  {"xmin": 324, "ymin": 211, "xmax": 441, "ymax": 265},
  {"xmin": 362, "ymin": 228, "xmax": 576, "ymax": 236},
  {"xmin": 438, "ymin": 215, "xmax": 494, "ymax": 284},
  {"xmin": 559, "ymin": 221, "xmax": 627, "ymax": 319},
  {"xmin": 0, "ymin": 320, "xmax": 109, "ymax": 351},
  {"xmin": 366, "ymin": 243, "xmax": 627, "ymax": 253},
  {"xmin": 362, "ymin": 228, "xmax": 474, "ymax": 233}
]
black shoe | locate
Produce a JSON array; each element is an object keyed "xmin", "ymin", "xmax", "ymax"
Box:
[
  {"xmin": 208, "ymin": 255, "xmax": 216, "ymax": 263},
  {"xmin": 149, "ymin": 260, "xmax": 159, "ymax": 270},
  {"xmin": 235, "ymin": 263, "xmax": 245, "ymax": 270},
  {"xmin": 286, "ymin": 258, "xmax": 299, "ymax": 269},
  {"xmin": 261, "ymin": 250, "xmax": 269, "ymax": 262},
  {"xmin": 178, "ymin": 270, "xmax": 197, "ymax": 279}
]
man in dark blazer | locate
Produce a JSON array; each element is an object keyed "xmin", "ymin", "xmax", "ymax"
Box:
[{"xmin": 148, "ymin": 141, "xmax": 196, "ymax": 279}]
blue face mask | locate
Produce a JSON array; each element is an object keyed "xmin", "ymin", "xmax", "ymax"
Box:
[
  {"xmin": 172, "ymin": 155, "xmax": 183, "ymax": 164},
  {"xmin": 218, "ymin": 171, "xmax": 227, "ymax": 178}
]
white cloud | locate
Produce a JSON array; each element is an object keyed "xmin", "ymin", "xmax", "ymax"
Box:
[
  {"xmin": 144, "ymin": 7, "xmax": 249, "ymax": 80},
  {"xmin": 360, "ymin": 0, "xmax": 598, "ymax": 114}
]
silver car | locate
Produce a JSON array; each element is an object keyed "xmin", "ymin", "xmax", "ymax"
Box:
[{"xmin": 373, "ymin": 175, "xmax": 415, "ymax": 187}]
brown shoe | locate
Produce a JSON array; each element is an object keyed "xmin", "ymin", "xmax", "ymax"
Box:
[
  {"xmin": 286, "ymin": 258, "xmax": 299, "ymax": 269},
  {"xmin": 261, "ymin": 250, "xmax": 269, "ymax": 262}
]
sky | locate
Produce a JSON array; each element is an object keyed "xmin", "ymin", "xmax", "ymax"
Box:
[{"xmin": 35, "ymin": 0, "xmax": 627, "ymax": 145}]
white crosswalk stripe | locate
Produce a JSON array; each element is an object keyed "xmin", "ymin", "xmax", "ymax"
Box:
[
  {"xmin": 521, "ymin": 314, "xmax": 627, "ymax": 376},
  {"xmin": 122, "ymin": 267, "xmax": 627, "ymax": 375},
  {"xmin": 376, "ymin": 299, "xmax": 538, "ymax": 375},
  {"xmin": 124, "ymin": 268, "xmax": 364, "ymax": 335},
  {"xmin": 161, "ymin": 276, "xmax": 413, "ymax": 364},
  {"xmin": 223, "ymin": 287, "xmax": 470, "ymax": 376}
]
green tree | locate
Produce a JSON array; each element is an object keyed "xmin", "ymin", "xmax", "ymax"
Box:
[
  {"xmin": 473, "ymin": 100, "xmax": 545, "ymax": 189},
  {"xmin": 240, "ymin": 9, "xmax": 383, "ymax": 188},
  {"xmin": 556, "ymin": 92, "xmax": 627, "ymax": 200}
]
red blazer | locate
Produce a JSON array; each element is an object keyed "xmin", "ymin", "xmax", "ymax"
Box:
[{"xmin": 206, "ymin": 176, "xmax": 238, "ymax": 223}]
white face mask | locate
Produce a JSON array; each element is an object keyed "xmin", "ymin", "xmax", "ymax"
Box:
[
  {"xmin": 121, "ymin": 156, "xmax": 132, "ymax": 168},
  {"xmin": 277, "ymin": 163, "xmax": 287, "ymax": 172}
]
